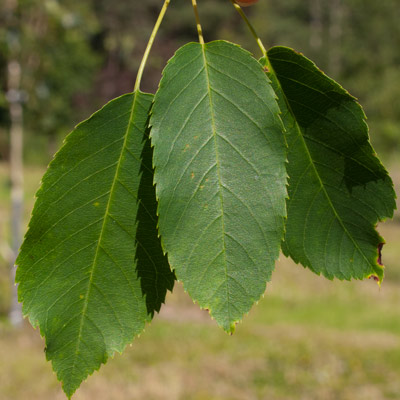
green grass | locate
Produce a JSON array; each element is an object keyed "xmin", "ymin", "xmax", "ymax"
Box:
[{"xmin": 0, "ymin": 162, "xmax": 399, "ymax": 399}]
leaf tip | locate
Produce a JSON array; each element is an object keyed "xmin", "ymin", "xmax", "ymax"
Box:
[
  {"xmin": 368, "ymin": 273, "xmax": 382, "ymax": 288},
  {"xmin": 228, "ymin": 322, "xmax": 237, "ymax": 335}
]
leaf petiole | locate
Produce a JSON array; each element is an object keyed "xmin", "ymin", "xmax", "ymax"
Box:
[
  {"xmin": 229, "ymin": 0, "xmax": 272, "ymax": 69},
  {"xmin": 134, "ymin": 0, "xmax": 171, "ymax": 92},
  {"xmin": 191, "ymin": 0, "xmax": 205, "ymax": 44}
]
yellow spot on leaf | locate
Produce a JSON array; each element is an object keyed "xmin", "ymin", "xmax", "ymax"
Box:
[
  {"xmin": 191, "ymin": 172, "xmax": 195, "ymax": 179},
  {"xmin": 94, "ymin": 202, "xmax": 100, "ymax": 207},
  {"xmin": 184, "ymin": 144, "xmax": 190, "ymax": 152}
]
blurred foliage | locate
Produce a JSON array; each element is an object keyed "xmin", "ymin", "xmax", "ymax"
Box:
[
  {"xmin": 251, "ymin": 0, "xmax": 400, "ymax": 159},
  {"xmin": 0, "ymin": 0, "xmax": 101, "ymax": 161},
  {"xmin": 0, "ymin": 0, "xmax": 399, "ymax": 164}
]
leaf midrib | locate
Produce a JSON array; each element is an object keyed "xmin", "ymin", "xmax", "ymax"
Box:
[
  {"xmin": 72, "ymin": 90, "xmax": 142, "ymax": 374},
  {"xmin": 201, "ymin": 44, "xmax": 231, "ymax": 325}
]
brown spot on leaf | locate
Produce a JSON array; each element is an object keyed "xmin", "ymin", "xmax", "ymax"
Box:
[
  {"xmin": 369, "ymin": 275, "xmax": 379, "ymax": 282},
  {"xmin": 263, "ymin": 65, "xmax": 269, "ymax": 73},
  {"xmin": 378, "ymin": 242, "xmax": 384, "ymax": 266}
]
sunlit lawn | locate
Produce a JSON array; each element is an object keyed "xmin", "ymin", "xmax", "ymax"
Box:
[{"xmin": 0, "ymin": 162, "xmax": 399, "ymax": 400}]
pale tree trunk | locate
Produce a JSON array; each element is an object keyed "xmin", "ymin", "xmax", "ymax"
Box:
[
  {"xmin": 8, "ymin": 60, "xmax": 24, "ymax": 327},
  {"xmin": 6, "ymin": 0, "xmax": 24, "ymax": 327}
]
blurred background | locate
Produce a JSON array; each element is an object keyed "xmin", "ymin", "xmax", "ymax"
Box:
[{"xmin": 0, "ymin": 0, "xmax": 399, "ymax": 398}]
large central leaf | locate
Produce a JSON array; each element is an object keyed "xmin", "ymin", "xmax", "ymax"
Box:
[
  {"xmin": 150, "ymin": 41, "xmax": 287, "ymax": 332},
  {"xmin": 16, "ymin": 91, "xmax": 174, "ymax": 397},
  {"xmin": 265, "ymin": 47, "xmax": 396, "ymax": 281}
]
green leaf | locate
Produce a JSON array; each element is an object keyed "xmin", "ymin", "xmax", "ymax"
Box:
[
  {"xmin": 265, "ymin": 47, "xmax": 396, "ymax": 281},
  {"xmin": 16, "ymin": 91, "xmax": 174, "ymax": 397},
  {"xmin": 150, "ymin": 41, "xmax": 287, "ymax": 332}
]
